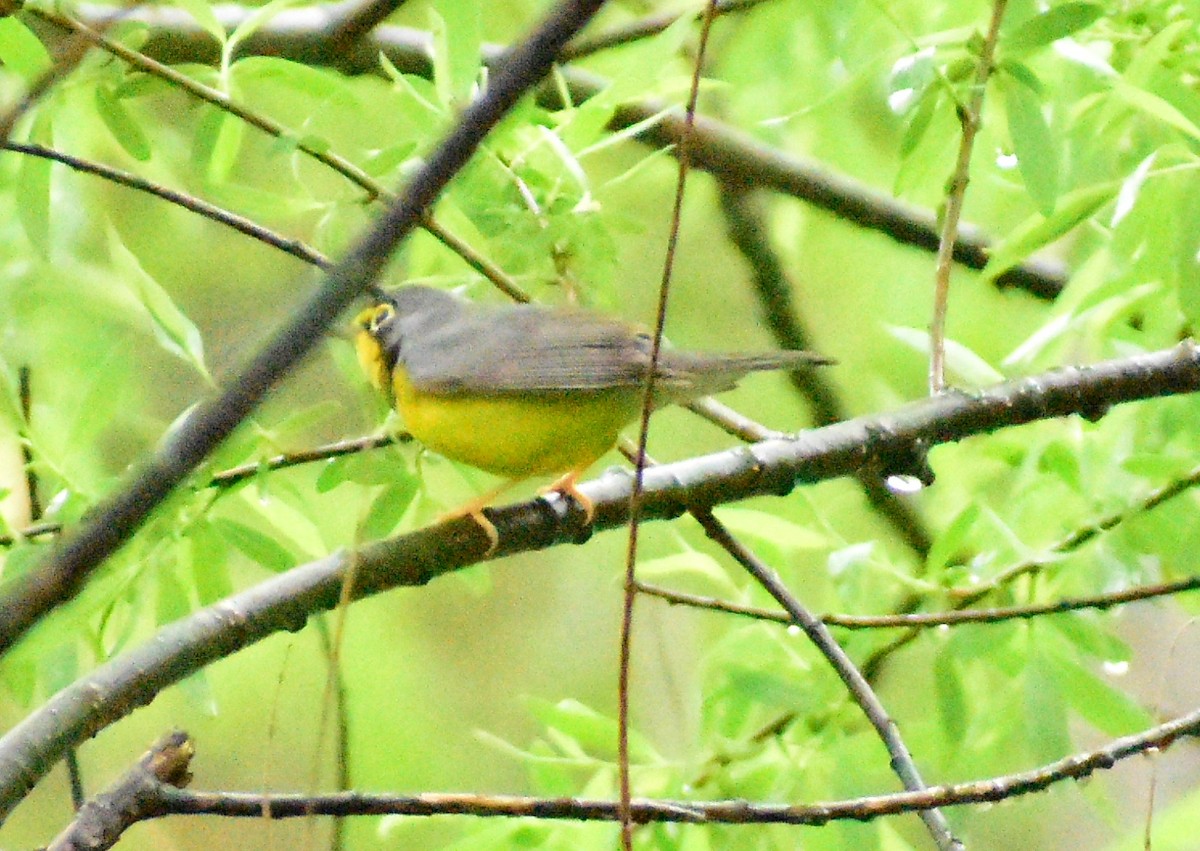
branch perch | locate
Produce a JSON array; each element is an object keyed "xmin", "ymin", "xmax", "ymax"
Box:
[{"xmin": 0, "ymin": 341, "xmax": 1197, "ymax": 821}]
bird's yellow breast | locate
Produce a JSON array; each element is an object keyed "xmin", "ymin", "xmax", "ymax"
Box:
[{"xmin": 391, "ymin": 365, "xmax": 640, "ymax": 478}]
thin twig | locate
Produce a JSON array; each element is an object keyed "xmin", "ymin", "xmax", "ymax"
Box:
[
  {"xmin": 619, "ymin": 3, "xmax": 719, "ymax": 845},
  {"xmin": 691, "ymin": 507, "xmax": 962, "ymax": 850},
  {"xmin": 2, "ymin": 142, "xmax": 334, "ymax": 270},
  {"xmin": 313, "ymin": 619, "xmax": 351, "ymax": 851},
  {"xmin": 859, "ymin": 458, "xmax": 1200, "ymax": 679},
  {"xmin": 0, "ymin": 434, "xmax": 411, "ymax": 546},
  {"xmin": 957, "ymin": 462, "xmax": 1200, "ymax": 606},
  {"xmin": 20, "ymin": 368, "xmax": 85, "ymax": 811},
  {"xmin": 928, "ymin": 0, "xmax": 1009, "ymax": 393},
  {"xmin": 637, "ymin": 574, "xmax": 1200, "ymax": 629}
]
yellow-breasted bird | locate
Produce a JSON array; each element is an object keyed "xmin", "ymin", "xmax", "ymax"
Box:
[{"xmin": 355, "ymin": 285, "xmax": 830, "ymax": 550}]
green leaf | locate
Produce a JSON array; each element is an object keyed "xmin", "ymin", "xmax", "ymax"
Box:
[
  {"xmin": 39, "ymin": 642, "xmax": 79, "ymax": 696},
  {"xmin": 94, "ymin": 83, "xmax": 152, "ymax": 162},
  {"xmin": 359, "ymin": 481, "xmax": 418, "ymax": 540},
  {"xmin": 982, "ymin": 182, "xmax": 1117, "ymax": 283},
  {"xmin": 898, "ymin": 88, "xmax": 940, "ymax": 160},
  {"xmin": 109, "ymin": 235, "xmax": 210, "ymax": 380},
  {"xmin": 997, "ymin": 58, "xmax": 1044, "ymax": 95},
  {"xmin": 927, "ymin": 503, "xmax": 981, "ymax": 575},
  {"xmin": 711, "ymin": 508, "xmax": 830, "ymax": 551},
  {"xmin": 1112, "ymin": 80, "xmax": 1200, "ymax": 143},
  {"xmin": 1046, "ymin": 651, "xmax": 1153, "ymax": 736},
  {"xmin": 315, "ymin": 450, "xmax": 411, "ymax": 492},
  {"xmin": 156, "ymin": 563, "xmax": 191, "ymax": 626},
  {"xmin": 1003, "ymin": 78, "xmax": 1058, "ymax": 214},
  {"xmin": 186, "ymin": 521, "xmax": 233, "ymax": 606},
  {"xmin": 1110, "ymin": 152, "xmax": 1156, "ymax": 228},
  {"xmin": 1006, "ymin": 2, "xmax": 1104, "ymax": 52},
  {"xmin": 725, "ymin": 666, "xmax": 810, "ymax": 711},
  {"xmin": 430, "ymin": 0, "xmax": 480, "ymax": 108},
  {"xmin": 934, "ymin": 649, "xmax": 968, "ymax": 745},
  {"xmin": 16, "ymin": 113, "xmax": 52, "ymax": 256},
  {"xmin": 887, "ymin": 46, "xmax": 937, "ymax": 115},
  {"xmin": 205, "ymin": 111, "xmax": 245, "ymax": 185},
  {"xmin": 526, "ymin": 698, "xmax": 657, "ymax": 763},
  {"xmin": 1024, "ymin": 650, "xmax": 1071, "ymax": 762},
  {"xmin": 1036, "ymin": 440, "xmax": 1081, "ymax": 490},
  {"xmin": 885, "ymin": 326, "xmax": 1005, "ymax": 387},
  {"xmin": 227, "ymin": 0, "xmax": 303, "ymax": 55},
  {"xmin": 172, "ymin": 0, "xmax": 227, "ymax": 46},
  {"xmin": 0, "ymin": 17, "xmax": 51, "ymax": 81},
  {"xmin": 211, "ymin": 518, "xmax": 295, "ymax": 572},
  {"xmin": 634, "ymin": 552, "xmax": 734, "ymax": 593}
]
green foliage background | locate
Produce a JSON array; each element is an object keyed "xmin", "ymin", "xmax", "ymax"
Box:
[{"xmin": 1, "ymin": 0, "xmax": 1199, "ymax": 848}]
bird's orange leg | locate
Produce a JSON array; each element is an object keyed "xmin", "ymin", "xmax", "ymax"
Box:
[
  {"xmin": 540, "ymin": 469, "xmax": 595, "ymax": 524},
  {"xmin": 438, "ymin": 478, "xmax": 522, "ymax": 556}
]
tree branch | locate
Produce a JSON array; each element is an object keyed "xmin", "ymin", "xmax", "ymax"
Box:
[
  {"xmin": 638, "ymin": 574, "xmax": 1200, "ymax": 629},
  {"xmin": 1, "ymin": 342, "xmax": 1197, "ymax": 820},
  {"xmin": 929, "ymin": 0, "xmax": 1009, "ymax": 393},
  {"xmin": 37, "ymin": 705, "xmax": 1200, "ymax": 828}
]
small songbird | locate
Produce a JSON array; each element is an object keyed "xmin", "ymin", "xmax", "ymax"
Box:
[{"xmin": 355, "ymin": 286, "xmax": 830, "ymax": 550}]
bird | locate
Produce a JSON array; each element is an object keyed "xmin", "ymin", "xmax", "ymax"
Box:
[{"xmin": 354, "ymin": 285, "xmax": 830, "ymax": 551}]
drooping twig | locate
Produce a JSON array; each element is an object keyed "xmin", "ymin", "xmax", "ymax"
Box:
[
  {"xmin": 0, "ymin": 0, "xmax": 612, "ymax": 658},
  {"xmin": 691, "ymin": 507, "xmax": 961, "ymax": 850},
  {"xmin": 618, "ymin": 2, "xmax": 718, "ymax": 844},
  {"xmin": 1, "ymin": 142, "xmax": 335, "ymax": 270},
  {"xmin": 856, "ymin": 458, "xmax": 1200, "ymax": 678},
  {"xmin": 20, "ymin": 368, "xmax": 84, "ymax": 812},
  {"xmin": 638, "ymin": 574, "xmax": 1200, "ymax": 629}
]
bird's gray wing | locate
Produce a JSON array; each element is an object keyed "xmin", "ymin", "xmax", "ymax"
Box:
[{"xmin": 402, "ymin": 306, "xmax": 653, "ymax": 395}]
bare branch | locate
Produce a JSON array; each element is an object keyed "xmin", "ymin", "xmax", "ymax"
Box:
[
  {"xmin": 46, "ymin": 706, "xmax": 1200, "ymax": 828},
  {"xmin": 638, "ymin": 575, "xmax": 1200, "ymax": 629},
  {"xmin": 691, "ymin": 507, "xmax": 962, "ymax": 850},
  {"xmin": 46, "ymin": 731, "xmax": 194, "ymax": 851}
]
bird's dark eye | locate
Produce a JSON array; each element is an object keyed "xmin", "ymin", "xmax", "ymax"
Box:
[{"xmin": 363, "ymin": 303, "xmax": 395, "ymax": 334}]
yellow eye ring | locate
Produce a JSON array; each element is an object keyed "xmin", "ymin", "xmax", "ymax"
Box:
[{"xmin": 354, "ymin": 303, "xmax": 395, "ymax": 334}]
